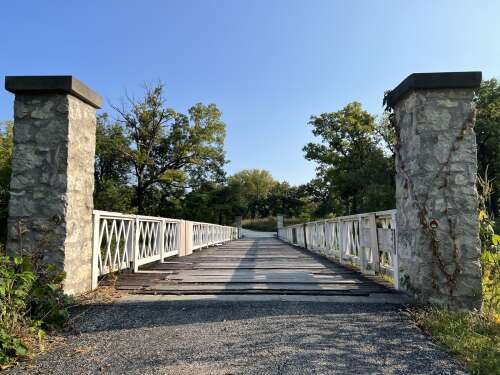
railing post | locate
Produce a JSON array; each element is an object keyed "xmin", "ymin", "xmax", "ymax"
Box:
[
  {"xmin": 358, "ymin": 215, "xmax": 367, "ymax": 273},
  {"xmin": 175, "ymin": 220, "xmax": 184, "ymax": 256},
  {"xmin": 186, "ymin": 221, "xmax": 194, "ymax": 255},
  {"xmin": 391, "ymin": 210, "xmax": 400, "ymax": 290},
  {"xmin": 159, "ymin": 218, "xmax": 166, "ymax": 262},
  {"xmin": 179, "ymin": 221, "xmax": 194, "ymax": 256},
  {"xmin": 367, "ymin": 213, "xmax": 380, "ymax": 273},
  {"xmin": 303, "ymin": 224, "xmax": 308, "ymax": 249},
  {"xmin": 133, "ymin": 217, "xmax": 140, "ymax": 272},
  {"xmin": 339, "ymin": 221, "xmax": 344, "ymax": 259},
  {"xmin": 91, "ymin": 211, "xmax": 100, "ymax": 290}
]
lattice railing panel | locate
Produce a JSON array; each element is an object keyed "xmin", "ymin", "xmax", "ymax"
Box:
[{"xmin": 277, "ymin": 210, "xmax": 399, "ymax": 289}]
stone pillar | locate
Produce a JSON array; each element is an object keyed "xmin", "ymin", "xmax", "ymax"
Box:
[
  {"xmin": 5, "ymin": 76, "xmax": 101, "ymax": 295},
  {"xmin": 386, "ymin": 72, "xmax": 482, "ymax": 309},
  {"xmin": 276, "ymin": 214, "xmax": 284, "ymax": 230}
]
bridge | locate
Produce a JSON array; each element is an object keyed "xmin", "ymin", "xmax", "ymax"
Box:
[
  {"xmin": 94, "ymin": 210, "xmax": 399, "ymax": 300},
  {"xmin": 1, "ymin": 71, "xmax": 486, "ymax": 374},
  {"xmin": 4, "ymin": 72, "xmax": 483, "ymax": 310}
]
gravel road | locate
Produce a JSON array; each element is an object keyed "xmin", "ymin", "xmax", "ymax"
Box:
[{"xmin": 7, "ymin": 299, "xmax": 468, "ymax": 375}]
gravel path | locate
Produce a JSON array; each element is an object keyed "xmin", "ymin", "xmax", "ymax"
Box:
[{"xmin": 8, "ymin": 299, "xmax": 468, "ymax": 375}]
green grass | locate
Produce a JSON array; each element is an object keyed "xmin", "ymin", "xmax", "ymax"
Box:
[
  {"xmin": 413, "ymin": 307, "xmax": 500, "ymax": 375},
  {"xmin": 241, "ymin": 217, "xmax": 306, "ymax": 232},
  {"xmin": 242, "ymin": 217, "xmax": 277, "ymax": 232}
]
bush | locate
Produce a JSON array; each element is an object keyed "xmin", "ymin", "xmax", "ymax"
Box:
[
  {"xmin": 0, "ymin": 255, "xmax": 68, "ymax": 367},
  {"xmin": 478, "ymin": 174, "xmax": 500, "ymax": 319}
]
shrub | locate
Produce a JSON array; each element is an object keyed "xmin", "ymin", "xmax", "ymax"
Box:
[
  {"xmin": 478, "ymin": 174, "xmax": 500, "ymax": 319},
  {"xmin": 0, "ymin": 255, "xmax": 68, "ymax": 367},
  {"xmin": 0, "ymin": 256, "xmax": 35, "ymax": 332}
]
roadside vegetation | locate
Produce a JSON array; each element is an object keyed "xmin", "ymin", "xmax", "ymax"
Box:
[
  {"xmin": 413, "ymin": 308, "xmax": 499, "ymax": 375},
  {"xmin": 241, "ymin": 217, "xmax": 305, "ymax": 232},
  {"xmin": 0, "ymin": 246, "xmax": 69, "ymax": 368}
]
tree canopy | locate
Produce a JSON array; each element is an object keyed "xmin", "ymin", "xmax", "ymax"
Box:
[
  {"xmin": 0, "ymin": 78, "xmax": 498, "ymax": 233},
  {"xmin": 303, "ymin": 102, "xmax": 394, "ymax": 216},
  {"xmin": 96, "ymin": 83, "xmax": 227, "ymax": 214},
  {"xmin": 476, "ymin": 78, "xmax": 500, "ymax": 217}
]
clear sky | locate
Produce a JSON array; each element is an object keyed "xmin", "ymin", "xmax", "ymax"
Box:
[{"xmin": 1, "ymin": 1, "xmax": 499, "ymax": 185}]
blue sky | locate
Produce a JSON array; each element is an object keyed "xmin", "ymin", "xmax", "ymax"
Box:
[{"xmin": 1, "ymin": 1, "xmax": 499, "ymax": 185}]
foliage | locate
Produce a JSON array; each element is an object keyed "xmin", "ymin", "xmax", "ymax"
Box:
[
  {"xmin": 242, "ymin": 216, "xmax": 305, "ymax": 232},
  {"xmin": 0, "ymin": 256, "xmax": 35, "ymax": 332},
  {"xmin": 0, "ymin": 255, "xmax": 68, "ymax": 366},
  {"xmin": 111, "ymin": 83, "xmax": 227, "ymax": 214},
  {"xmin": 229, "ymin": 169, "xmax": 277, "ymax": 219},
  {"xmin": 242, "ymin": 217, "xmax": 278, "ymax": 232},
  {"xmin": 265, "ymin": 182, "xmax": 310, "ymax": 218},
  {"xmin": 413, "ymin": 307, "xmax": 500, "ymax": 375},
  {"xmin": 184, "ymin": 183, "xmax": 244, "ymax": 225},
  {"xmin": 94, "ymin": 114, "xmax": 134, "ymax": 213},
  {"xmin": 0, "ymin": 121, "xmax": 13, "ymax": 243},
  {"xmin": 475, "ymin": 79, "xmax": 500, "ymax": 218},
  {"xmin": 0, "ymin": 328, "xmax": 29, "ymax": 366},
  {"xmin": 303, "ymin": 102, "xmax": 395, "ymax": 216},
  {"xmin": 478, "ymin": 173, "xmax": 500, "ymax": 319}
]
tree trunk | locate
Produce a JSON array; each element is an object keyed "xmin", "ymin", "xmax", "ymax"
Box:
[{"xmin": 137, "ymin": 182, "xmax": 145, "ymax": 215}]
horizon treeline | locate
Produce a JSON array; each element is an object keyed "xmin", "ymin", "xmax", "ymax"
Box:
[{"xmin": 0, "ymin": 78, "xmax": 498, "ymax": 236}]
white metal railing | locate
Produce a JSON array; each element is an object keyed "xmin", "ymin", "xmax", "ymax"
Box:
[
  {"xmin": 91, "ymin": 210, "xmax": 238, "ymax": 288},
  {"xmin": 278, "ymin": 209, "xmax": 399, "ymax": 289}
]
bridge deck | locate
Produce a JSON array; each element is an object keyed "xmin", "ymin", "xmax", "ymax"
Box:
[{"xmin": 116, "ymin": 237, "xmax": 395, "ymax": 296}]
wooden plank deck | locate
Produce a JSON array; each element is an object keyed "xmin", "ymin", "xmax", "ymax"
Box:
[{"xmin": 116, "ymin": 237, "xmax": 395, "ymax": 296}]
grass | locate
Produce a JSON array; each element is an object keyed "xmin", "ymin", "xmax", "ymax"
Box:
[
  {"xmin": 412, "ymin": 307, "xmax": 500, "ymax": 375},
  {"xmin": 242, "ymin": 217, "xmax": 277, "ymax": 232},
  {"xmin": 241, "ymin": 217, "xmax": 305, "ymax": 232}
]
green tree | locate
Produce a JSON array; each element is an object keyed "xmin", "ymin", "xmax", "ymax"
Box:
[
  {"xmin": 303, "ymin": 102, "xmax": 394, "ymax": 215},
  {"xmin": 476, "ymin": 78, "xmax": 500, "ymax": 218},
  {"xmin": 181, "ymin": 182, "xmax": 244, "ymax": 225},
  {"xmin": 112, "ymin": 83, "xmax": 226, "ymax": 214},
  {"xmin": 0, "ymin": 121, "xmax": 13, "ymax": 242},
  {"xmin": 94, "ymin": 114, "xmax": 134, "ymax": 212},
  {"xmin": 266, "ymin": 182, "xmax": 308, "ymax": 218},
  {"xmin": 229, "ymin": 169, "xmax": 277, "ymax": 219}
]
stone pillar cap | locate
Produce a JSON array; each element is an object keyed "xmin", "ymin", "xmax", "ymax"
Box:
[
  {"xmin": 5, "ymin": 75, "xmax": 102, "ymax": 109},
  {"xmin": 385, "ymin": 71, "xmax": 482, "ymax": 108}
]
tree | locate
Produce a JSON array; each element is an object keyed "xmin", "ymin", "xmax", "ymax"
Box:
[
  {"xmin": 266, "ymin": 182, "xmax": 308, "ymax": 218},
  {"xmin": 229, "ymin": 169, "xmax": 277, "ymax": 219},
  {"xmin": 94, "ymin": 114, "xmax": 134, "ymax": 212},
  {"xmin": 303, "ymin": 102, "xmax": 394, "ymax": 216},
  {"xmin": 181, "ymin": 182, "xmax": 244, "ymax": 225},
  {"xmin": 112, "ymin": 83, "xmax": 226, "ymax": 214},
  {"xmin": 0, "ymin": 121, "xmax": 13, "ymax": 242},
  {"xmin": 476, "ymin": 79, "xmax": 500, "ymax": 218}
]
